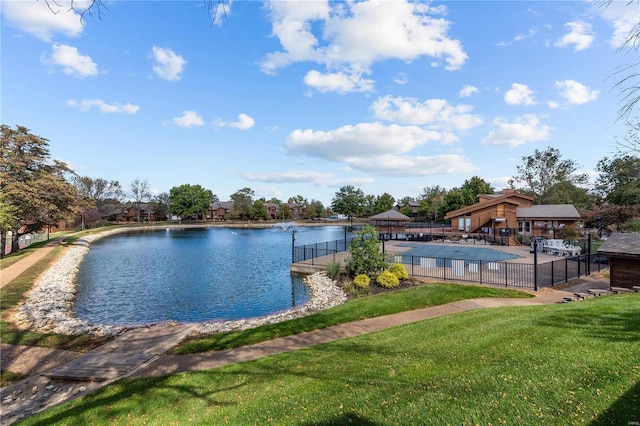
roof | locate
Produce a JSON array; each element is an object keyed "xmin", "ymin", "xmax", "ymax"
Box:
[
  {"xmin": 516, "ymin": 204, "xmax": 581, "ymax": 219},
  {"xmin": 444, "ymin": 191, "xmax": 533, "ymax": 219},
  {"xmin": 369, "ymin": 209, "xmax": 411, "ymax": 220},
  {"xmin": 597, "ymin": 233, "xmax": 640, "ymax": 257}
]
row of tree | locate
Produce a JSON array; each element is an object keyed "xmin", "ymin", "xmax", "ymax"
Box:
[{"xmin": 2, "ymin": 124, "xmax": 639, "ymax": 256}]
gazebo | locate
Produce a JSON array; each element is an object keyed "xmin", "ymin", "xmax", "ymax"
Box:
[
  {"xmin": 597, "ymin": 233, "xmax": 640, "ymax": 290},
  {"xmin": 370, "ymin": 209, "xmax": 411, "ymax": 238}
]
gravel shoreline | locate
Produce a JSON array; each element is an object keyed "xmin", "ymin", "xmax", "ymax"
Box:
[{"xmin": 14, "ymin": 227, "xmax": 348, "ymax": 337}]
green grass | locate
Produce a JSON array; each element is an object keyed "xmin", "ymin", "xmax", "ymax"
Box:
[
  {"xmin": 20, "ymin": 294, "xmax": 640, "ymax": 425},
  {"xmin": 174, "ymin": 283, "xmax": 531, "ymax": 354}
]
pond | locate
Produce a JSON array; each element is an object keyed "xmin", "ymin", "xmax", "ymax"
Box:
[{"xmin": 74, "ymin": 225, "xmax": 350, "ymax": 326}]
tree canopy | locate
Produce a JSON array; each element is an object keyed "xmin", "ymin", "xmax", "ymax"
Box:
[
  {"xmin": 510, "ymin": 147, "xmax": 588, "ymax": 205},
  {"xmin": 331, "ymin": 185, "xmax": 366, "ymax": 219},
  {"xmin": 230, "ymin": 187, "xmax": 254, "ymax": 220},
  {"xmin": 168, "ymin": 184, "xmax": 214, "ymax": 219},
  {"xmin": 0, "ymin": 125, "xmax": 80, "ymax": 256},
  {"xmin": 596, "ymin": 155, "xmax": 640, "ymax": 206}
]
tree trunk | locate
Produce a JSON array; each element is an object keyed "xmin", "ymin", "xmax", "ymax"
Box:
[
  {"xmin": 0, "ymin": 231, "xmax": 6, "ymax": 258},
  {"xmin": 11, "ymin": 229, "xmax": 20, "ymax": 254}
]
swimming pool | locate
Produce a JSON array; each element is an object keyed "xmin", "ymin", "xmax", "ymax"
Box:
[{"xmin": 396, "ymin": 243, "xmax": 519, "ymax": 263}]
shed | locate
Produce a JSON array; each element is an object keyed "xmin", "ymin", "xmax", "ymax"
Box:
[
  {"xmin": 370, "ymin": 209, "xmax": 410, "ymax": 236},
  {"xmin": 597, "ymin": 233, "xmax": 640, "ymax": 289}
]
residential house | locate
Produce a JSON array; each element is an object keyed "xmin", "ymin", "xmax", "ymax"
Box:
[
  {"xmin": 209, "ymin": 201, "xmax": 234, "ymax": 220},
  {"xmin": 396, "ymin": 201, "xmax": 420, "ymax": 218}
]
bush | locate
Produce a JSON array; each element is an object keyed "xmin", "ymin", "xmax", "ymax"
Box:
[
  {"xmin": 353, "ymin": 274, "xmax": 371, "ymax": 288},
  {"xmin": 389, "ymin": 263, "xmax": 408, "ymax": 280},
  {"xmin": 345, "ymin": 224, "xmax": 388, "ymax": 277},
  {"xmin": 326, "ymin": 261, "xmax": 341, "ymax": 280},
  {"xmin": 376, "ymin": 270, "xmax": 399, "ymax": 288}
]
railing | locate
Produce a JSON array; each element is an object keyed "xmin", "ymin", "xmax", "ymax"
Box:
[
  {"xmin": 292, "ymin": 236, "xmax": 356, "ymax": 264},
  {"xmin": 388, "ymin": 253, "xmax": 609, "ymax": 290}
]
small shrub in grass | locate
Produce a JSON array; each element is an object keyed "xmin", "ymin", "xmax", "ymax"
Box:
[
  {"xmin": 326, "ymin": 261, "xmax": 341, "ymax": 280},
  {"xmin": 376, "ymin": 270, "xmax": 399, "ymax": 288},
  {"xmin": 353, "ymin": 274, "xmax": 370, "ymax": 288},
  {"xmin": 389, "ymin": 263, "xmax": 408, "ymax": 280},
  {"xmin": 340, "ymin": 279, "xmax": 370, "ymax": 297}
]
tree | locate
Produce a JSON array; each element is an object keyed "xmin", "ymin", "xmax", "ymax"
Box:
[
  {"xmin": 601, "ymin": 0, "xmax": 640, "ymax": 120},
  {"xmin": 303, "ymin": 203, "xmax": 318, "ymax": 219},
  {"xmin": 168, "ymin": 184, "xmax": 214, "ymax": 220},
  {"xmin": 287, "ymin": 195, "xmax": 308, "ymax": 206},
  {"xmin": 374, "ymin": 193, "xmax": 396, "ymax": 215},
  {"xmin": 331, "ymin": 185, "xmax": 366, "ymax": 221},
  {"xmin": 251, "ymin": 199, "xmax": 268, "ymax": 220},
  {"xmin": 230, "ymin": 187, "xmax": 254, "ymax": 220},
  {"xmin": 460, "ymin": 176, "xmax": 493, "ymax": 205},
  {"xmin": 418, "ymin": 185, "xmax": 447, "ymax": 220},
  {"xmin": 615, "ymin": 121, "xmax": 640, "ymax": 156},
  {"xmin": 442, "ymin": 187, "xmax": 465, "ymax": 214},
  {"xmin": 279, "ymin": 204, "xmax": 292, "ymax": 220},
  {"xmin": 595, "ymin": 155, "xmax": 640, "ymax": 205},
  {"xmin": 510, "ymin": 147, "xmax": 588, "ymax": 205},
  {"xmin": 345, "ymin": 224, "xmax": 388, "ymax": 277},
  {"xmin": 130, "ymin": 178, "xmax": 151, "ymax": 221},
  {"xmin": 0, "ymin": 125, "xmax": 80, "ymax": 256},
  {"xmin": 73, "ymin": 176, "xmax": 124, "ymax": 226},
  {"xmin": 309, "ymin": 199, "xmax": 326, "ymax": 218},
  {"xmin": 150, "ymin": 192, "xmax": 170, "ymax": 221}
]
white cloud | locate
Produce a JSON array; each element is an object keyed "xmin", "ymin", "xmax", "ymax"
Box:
[
  {"xmin": 151, "ymin": 46, "xmax": 186, "ymax": 81},
  {"xmin": 554, "ymin": 21, "xmax": 594, "ymax": 52},
  {"xmin": 554, "ymin": 80, "xmax": 599, "ymax": 105},
  {"xmin": 504, "ymin": 83, "xmax": 537, "ymax": 106},
  {"xmin": 393, "ymin": 72, "xmax": 408, "ymax": 85},
  {"xmin": 1, "ymin": 0, "xmax": 84, "ymax": 41},
  {"xmin": 481, "ymin": 114, "xmax": 552, "ymax": 147},
  {"xmin": 42, "ymin": 44, "xmax": 98, "ymax": 78},
  {"xmin": 216, "ymin": 113, "xmax": 256, "ymax": 130},
  {"xmin": 303, "ymin": 70, "xmax": 375, "ymax": 93},
  {"xmin": 172, "ymin": 110, "xmax": 203, "ymax": 127},
  {"xmin": 514, "ymin": 27, "xmax": 538, "ymax": 42},
  {"xmin": 371, "ymin": 96, "xmax": 483, "ymax": 132},
  {"xmin": 347, "ymin": 154, "xmax": 476, "ymax": 176},
  {"xmin": 66, "ymin": 99, "xmax": 140, "ymax": 114},
  {"xmin": 286, "ymin": 122, "xmax": 441, "ymax": 161},
  {"xmin": 284, "ymin": 121, "xmax": 474, "ymax": 176},
  {"xmin": 459, "ymin": 85, "xmax": 479, "ymax": 98},
  {"xmin": 261, "ymin": 0, "xmax": 467, "ymax": 93},
  {"xmin": 598, "ymin": 1, "xmax": 638, "ymax": 48}
]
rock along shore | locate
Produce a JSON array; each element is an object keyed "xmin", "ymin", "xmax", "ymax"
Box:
[{"xmin": 14, "ymin": 226, "xmax": 348, "ymax": 337}]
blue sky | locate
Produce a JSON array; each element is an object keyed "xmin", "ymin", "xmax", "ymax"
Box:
[{"xmin": 1, "ymin": 0, "xmax": 636, "ymax": 205}]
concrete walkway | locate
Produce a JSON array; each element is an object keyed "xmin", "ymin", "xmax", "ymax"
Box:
[{"xmin": 1, "ymin": 238, "xmax": 63, "ymax": 288}]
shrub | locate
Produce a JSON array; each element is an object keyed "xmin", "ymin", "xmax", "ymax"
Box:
[
  {"xmin": 345, "ymin": 224, "xmax": 388, "ymax": 277},
  {"xmin": 326, "ymin": 261, "xmax": 341, "ymax": 280},
  {"xmin": 389, "ymin": 263, "xmax": 408, "ymax": 280},
  {"xmin": 353, "ymin": 274, "xmax": 371, "ymax": 288},
  {"xmin": 376, "ymin": 270, "xmax": 399, "ymax": 288}
]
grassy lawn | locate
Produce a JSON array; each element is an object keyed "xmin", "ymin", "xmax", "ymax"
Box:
[
  {"xmin": 21, "ymin": 294, "xmax": 640, "ymax": 425},
  {"xmin": 176, "ymin": 283, "xmax": 531, "ymax": 354}
]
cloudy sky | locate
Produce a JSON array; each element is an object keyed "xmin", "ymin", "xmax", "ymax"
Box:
[{"xmin": 1, "ymin": 0, "xmax": 636, "ymax": 205}]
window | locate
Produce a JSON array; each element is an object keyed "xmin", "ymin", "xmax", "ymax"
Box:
[{"xmin": 518, "ymin": 221, "xmax": 531, "ymax": 233}]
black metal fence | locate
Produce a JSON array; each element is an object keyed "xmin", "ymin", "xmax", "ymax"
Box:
[
  {"xmin": 292, "ymin": 237, "xmax": 355, "ymax": 264},
  {"xmin": 292, "ymin": 236, "xmax": 609, "ymax": 290},
  {"xmin": 387, "ymin": 253, "xmax": 609, "ymax": 290}
]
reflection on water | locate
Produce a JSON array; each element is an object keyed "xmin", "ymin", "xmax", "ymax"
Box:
[{"xmin": 74, "ymin": 226, "xmax": 349, "ymax": 326}]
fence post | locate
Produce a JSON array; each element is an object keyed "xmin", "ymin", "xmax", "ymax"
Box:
[
  {"xmin": 534, "ymin": 248, "xmax": 538, "ymax": 291},
  {"xmin": 587, "ymin": 234, "xmax": 592, "ymax": 276},
  {"xmin": 411, "ymin": 256, "xmax": 414, "ymax": 276},
  {"xmin": 565, "ymin": 257, "xmax": 568, "ymax": 282},
  {"xmin": 551, "ymin": 260, "xmax": 554, "ymax": 286},
  {"xmin": 505, "ymin": 263, "xmax": 508, "ymax": 287},
  {"xmin": 479, "ymin": 261, "xmax": 483, "ymax": 285}
]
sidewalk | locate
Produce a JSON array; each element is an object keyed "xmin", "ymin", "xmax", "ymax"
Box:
[{"xmin": 0, "ymin": 238, "xmax": 63, "ymax": 288}]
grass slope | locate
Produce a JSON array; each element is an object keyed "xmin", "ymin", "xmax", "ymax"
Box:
[{"xmin": 22, "ymin": 294, "xmax": 640, "ymax": 425}]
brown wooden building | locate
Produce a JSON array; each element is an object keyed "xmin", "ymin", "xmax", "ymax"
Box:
[
  {"xmin": 597, "ymin": 233, "xmax": 640, "ymax": 289},
  {"xmin": 444, "ymin": 189, "xmax": 581, "ymax": 243}
]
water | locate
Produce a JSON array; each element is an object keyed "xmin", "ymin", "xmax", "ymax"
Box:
[{"xmin": 74, "ymin": 225, "xmax": 350, "ymax": 326}]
